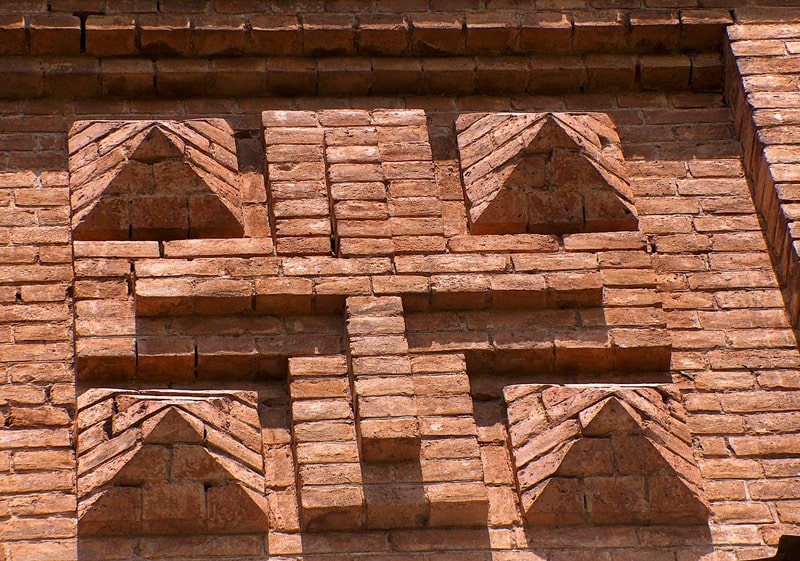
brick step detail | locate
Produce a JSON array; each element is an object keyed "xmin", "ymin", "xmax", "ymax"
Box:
[
  {"xmin": 287, "ymin": 353, "xmax": 489, "ymax": 530},
  {"xmin": 0, "ymin": 12, "xmax": 732, "ymax": 58},
  {"xmin": 0, "ymin": 52, "xmax": 723, "ymax": 100},
  {"xmin": 288, "ymin": 355, "xmax": 367, "ymax": 531},
  {"xmin": 75, "ymin": 325, "xmax": 671, "ymax": 384}
]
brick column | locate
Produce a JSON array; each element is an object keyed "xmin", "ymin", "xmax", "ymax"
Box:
[
  {"xmin": 324, "ymin": 111, "xmax": 393, "ymax": 257},
  {"xmin": 345, "ymin": 296, "xmax": 420, "ymax": 463},
  {"xmin": 412, "ymin": 352, "xmax": 489, "ymax": 527},
  {"xmin": 287, "ymin": 355, "xmax": 365, "ymax": 531},
  {"xmin": 262, "ymin": 111, "xmax": 331, "ymax": 256}
]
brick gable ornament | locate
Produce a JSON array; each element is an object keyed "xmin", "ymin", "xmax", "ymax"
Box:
[
  {"xmin": 503, "ymin": 384, "xmax": 707, "ymax": 527},
  {"xmin": 68, "ymin": 119, "xmax": 245, "ymax": 240},
  {"xmin": 77, "ymin": 390, "xmax": 269, "ymax": 537},
  {"xmin": 457, "ymin": 112, "xmax": 637, "ymax": 235}
]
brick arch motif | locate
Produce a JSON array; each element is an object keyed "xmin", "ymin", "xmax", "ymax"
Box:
[{"xmin": 456, "ymin": 112, "xmax": 638, "ymax": 235}]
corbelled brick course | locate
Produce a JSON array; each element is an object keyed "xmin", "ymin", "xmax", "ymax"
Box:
[{"xmin": 2, "ymin": 3, "xmax": 800, "ymax": 561}]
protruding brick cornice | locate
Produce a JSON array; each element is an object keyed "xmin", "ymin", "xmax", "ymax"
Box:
[
  {"xmin": 0, "ymin": 10, "xmax": 737, "ymax": 99},
  {"xmin": 0, "ymin": 11, "xmax": 733, "ymax": 58}
]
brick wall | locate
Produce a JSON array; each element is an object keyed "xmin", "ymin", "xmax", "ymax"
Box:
[{"xmin": 1, "ymin": 3, "xmax": 800, "ymax": 561}]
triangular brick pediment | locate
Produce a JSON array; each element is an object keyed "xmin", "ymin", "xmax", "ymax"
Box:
[
  {"xmin": 140, "ymin": 406, "xmax": 204, "ymax": 444},
  {"xmin": 503, "ymin": 386, "xmax": 708, "ymax": 527},
  {"xmin": 69, "ymin": 119, "xmax": 244, "ymax": 240},
  {"xmin": 457, "ymin": 112, "xmax": 638, "ymax": 235},
  {"xmin": 129, "ymin": 125, "xmax": 185, "ymax": 163},
  {"xmin": 78, "ymin": 395, "xmax": 268, "ymax": 537}
]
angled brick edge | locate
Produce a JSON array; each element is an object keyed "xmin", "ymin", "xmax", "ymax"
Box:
[
  {"xmin": 726, "ymin": 25, "xmax": 800, "ymax": 327},
  {"xmin": 456, "ymin": 112, "xmax": 637, "ymax": 235},
  {"xmin": 76, "ymin": 389, "xmax": 268, "ymax": 536},
  {"xmin": 68, "ymin": 119, "xmax": 245, "ymax": 240},
  {"xmin": 502, "ymin": 384, "xmax": 707, "ymax": 527}
]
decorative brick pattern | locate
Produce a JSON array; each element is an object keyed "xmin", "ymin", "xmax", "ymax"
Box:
[
  {"xmin": 76, "ymin": 389, "xmax": 268, "ymax": 537},
  {"xmin": 503, "ymin": 384, "xmax": 707, "ymax": 526},
  {"xmin": 68, "ymin": 119, "xmax": 246, "ymax": 240},
  {"xmin": 457, "ymin": 112, "xmax": 637, "ymax": 234},
  {"xmin": 4, "ymin": 6, "xmax": 800, "ymax": 559}
]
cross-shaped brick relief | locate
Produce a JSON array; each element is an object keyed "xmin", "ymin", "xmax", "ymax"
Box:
[{"xmin": 68, "ymin": 109, "xmax": 706, "ymax": 540}]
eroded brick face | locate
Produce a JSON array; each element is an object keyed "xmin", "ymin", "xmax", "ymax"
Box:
[{"xmin": 2, "ymin": 4, "xmax": 800, "ymax": 561}]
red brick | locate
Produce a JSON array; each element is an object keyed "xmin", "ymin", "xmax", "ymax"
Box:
[
  {"xmin": 139, "ymin": 15, "xmax": 192, "ymax": 57},
  {"xmin": 0, "ymin": 16, "xmax": 26, "ymax": 55},
  {"xmin": 85, "ymin": 16, "xmax": 136, "ymax": 56},
  {"xmin": 29, "ymin": 15, "xmax": 80, "ymax": 55},
  {"xmin": 250, "ymin": 15, "xmax": 301, "ymax": 55}
]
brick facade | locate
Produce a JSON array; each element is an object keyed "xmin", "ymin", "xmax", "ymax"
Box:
[{"xmin": 2, "ymin": 2, "xmax": 800, "ymax": 561}]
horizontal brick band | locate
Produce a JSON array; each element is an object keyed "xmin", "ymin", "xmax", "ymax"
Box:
[
  {"xmin": 0, "ymin": 53, "xmax": 723, "ymax": 100},
  {"xmin": 0, "ymin": 11, "xmax": 734, "ymax": 59}
]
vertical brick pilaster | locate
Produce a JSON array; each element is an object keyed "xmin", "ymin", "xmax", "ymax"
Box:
[
  {"xmin": 727, "ymin": 24, "xmax": 800, "ymax": 326},
  {"xmin": 411, "ymin": 352, "xmax": 489, "ymax": 527},
  {"xmin": 263, "ymin": 111, "xmax": 332, "ymax": 256},
  {"xmin": 345, "ymin": 296, "xmax": 420, "ymax": 463},
  {"xmin": 324, "ymin": 111, "xmax": 393, "ymax": 258},
  {"xmin": 287, "ymin": 355, "xmax": 365, "ymax": 531},
  {"xmin": 375, "ymin": 109, "xmax": 446, "ymax": 255}
]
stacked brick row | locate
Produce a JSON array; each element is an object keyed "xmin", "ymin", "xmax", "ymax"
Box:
[
  {"xmin": 265, "ymin": 109, "xmax": 444, "ymax": 257},
  {"xmin": 0, "ymin": 54, "xmax": 724, "ymax": 100},
  {"xmin": 287, "ymin": 356, "xmax": 363, "ymax": 530},
  {"xmin": 94, "ymin": 241, "xmax": 671, "ymax": 381},
  {"xmin": 0, "ymin": 10, "xmax": 734, "ymax": 101},
  {"xmin": 0, "ymin": 11, "xmax": 731, "ymax": 57}
]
